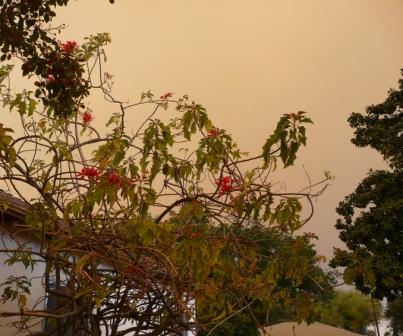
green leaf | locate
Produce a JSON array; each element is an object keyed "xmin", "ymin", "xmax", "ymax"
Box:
[
  {"xmin": 6, "ymin": 145, "xmax": 17, "ymax": 167},
  {"xmin": 285, "ymin": 142, "xmax": 299, "ymax": 167},
  {"xmin": 28, "ymin": 98, "xmax": 37, "ymax": 116},
  {"xmin": 74, "ymin": 254, "xmax": 91, "ymax": 274}
]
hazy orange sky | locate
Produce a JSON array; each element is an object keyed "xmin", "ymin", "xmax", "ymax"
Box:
[{"xmin": 5, "ymin": 0, "xmax": 402, "ymax": 261}]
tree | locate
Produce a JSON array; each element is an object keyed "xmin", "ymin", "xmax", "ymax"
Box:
[
  {"xmin": 330, "ymin": 71, "xmax": 403, "ymax": 300},
  {"xmin": 0, "ymin": 1, "xmax": 331, "ymax": 335},
  {"xmin": 385, "ymin": 297, "xmax": 403, "ymax": 336},
  {"xmin": 318, "ymin": 290, "xmax": 381, "ymax": 335},
  {"xmin": 198, "ymin": 229, "xmax": 336, "ymax": 336}
]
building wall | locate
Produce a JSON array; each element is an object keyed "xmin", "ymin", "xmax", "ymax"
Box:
[{"xmin": 0, "ymin": 228, "xmax": 45, "ymax": 335}]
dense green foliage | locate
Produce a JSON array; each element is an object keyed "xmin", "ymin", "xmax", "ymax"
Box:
[
  {"xmin": 348, "ymin": 73, "xmax": 403, "ymax": 171},
  {"xmin": 318, "ymin": 290, "xmax": 381, "ymax": 335},
  {"xmin": 197, "ymin": 228, "xmax": 335, "ymax": 336},
  {"xmin": 331, "ymin": 71, "xmax": 403, "ymax": 300},
  {"xmin": 385, "ymin": 297, "xmax": 403, "ymax": 336}
]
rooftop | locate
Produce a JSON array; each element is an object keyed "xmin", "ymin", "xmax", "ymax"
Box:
[
  {"xmin": 0, "ymin": 190, "xmax": 29, "ymax": 221},
  {"xmin": 262, "ymin": 322, "xmax": 362, "ymax": 336}
]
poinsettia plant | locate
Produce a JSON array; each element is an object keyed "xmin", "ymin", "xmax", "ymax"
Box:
[{"xmin": 0, "ymin": 1, "xmax": 332, "ymax": 335}]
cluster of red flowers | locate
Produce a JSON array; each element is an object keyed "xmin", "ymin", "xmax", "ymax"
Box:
[
  {"xmin": 160, "ymin": 92, "xmax": 174, "ymax": 100},
  {"xmin": 78, "ymin": 167, "xmax": 100, "ymax": 179},
  {"xmin": 34, "ymin": 75, "xmax": 56, "ymax": 87},
  {"xmin": 108, "ymin": 172, "xmax": 121, "ymax": 186},
  {"xmin": 77, "ymin": 168, "xmax": 139, "ymax": 188},
  {"xmin": 60, "ymin": 40, "xmax": 78, "ymax": 54},
  {"xmin": 81, "ymin": 110, "xmax": 94, "ymax": 124},
  {"xmin": 216, "ymin": 176, "xmax": 233, "ymax": 196},
  {"xmin": 207, "ymin": 127, "xmax": 221, "ymax": 138}
]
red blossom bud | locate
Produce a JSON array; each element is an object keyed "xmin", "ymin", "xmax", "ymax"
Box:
[
  {"xmin": 216, "ymin": 176, "xmax": 233, "ymax": 196},
  {"xmin": 60, "ymin": 40, "xmax": 78, "ymax": 54},
  {"xmin": 78, "ymin": 167, "xmax": 100, "ymax": 179},
  {"xmin": 160, "ymin": 92, "xmax": 174, "ymax": 100},
  {"xmin": 108, "ymin": 172, "xmax": 122, "ymax": 186},
  {"xmin": 81, "ymin": 110, "xmax": 93, "ymax": 124},
  {"xmin": 207, "ymin": 127, "xmax": 220, "ymax": 138}
]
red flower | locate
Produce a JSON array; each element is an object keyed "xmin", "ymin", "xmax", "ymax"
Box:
[
  {"xmin": 45, "ymin": 75, "xmax": 56, "ymax": 85},
  {"xmin": 78, "ymin": 167, "xmax": 100, "ymax": 179},
  {"xmin": 216, "ymin": 176, "xmax": 233, "ymax": 196},
  {"xmin": 108, "ymin": 172, "xmax": 122, "ymax": 186},
  {"xmin": 207, "ymin": 127, "xmax": 220, "ymax": 138},
  {"xmin": 81, "ymin": 111, "xmax": 93, "ymax": 124},
  {"xmin": 60, "ymin": 40, "xmax": 78, "ymax": 53},
  {"xmin": 160, "ymin": 92, "xmax": 174, "ymax": 100}
]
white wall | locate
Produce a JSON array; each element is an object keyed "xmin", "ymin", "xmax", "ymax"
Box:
[{"xmin": 0, "ymin": 231, "xmax": 45, "ymax": 335}]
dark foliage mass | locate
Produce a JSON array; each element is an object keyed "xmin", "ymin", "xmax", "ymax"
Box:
[
  {"xmin": 331, "ymin": 71, "xmax": 403, "ymax": 301},
  {"xmin": 0, "ymin": 0, "xmax": 88, "ymax": 117},
  {"xmin": 385, "ymin": 297, "xmax": 403, "ymax": 336}
]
